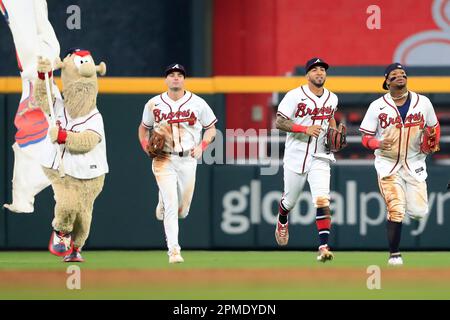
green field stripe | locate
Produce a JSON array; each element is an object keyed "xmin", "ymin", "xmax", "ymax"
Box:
[
  {"xmin": 1, "ymin": 282, "xmax": 450, "ymax": 300},
  {"xmin": 1, "ymin": 251, "xmax": 450, "ymax": 300},
  {"xmin": 2, "ymin": 251, "xmax": 450, "ymax": 270}
]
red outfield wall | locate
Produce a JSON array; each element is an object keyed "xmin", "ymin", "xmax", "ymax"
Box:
[
  {"xmin": 213, "ymin": 0, "xmax": 443, "ymax": 130},
  {"xmin": 213, "ymin": 0, "xmax": 439, "ymax": 75}
]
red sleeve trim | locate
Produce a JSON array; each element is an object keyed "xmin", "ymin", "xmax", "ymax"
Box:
[
  {"xmin": 429, "ymin": 121, "xmax": 440, "ymax": 128},
  {"xmin": 359, "ymin": 127, "xmax": 376, "ymax": 135},
  {"xmin": 203, "ymin": 118, "xmax": 217, "ymax": 129},
  {"xmin": 141, "ymin": 122, "xmax": 153, "ymax": 129},
  {"xmin": 276, "ymin": 111, "xmax": 290, "ymax": 120}
]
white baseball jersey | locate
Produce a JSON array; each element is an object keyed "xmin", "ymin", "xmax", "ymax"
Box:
[
  {"xmin": 359, "ymin": 92, "xmax": 438, "ymax": 182},
  {"xmin": 142, "ymin": 90, "xmax": 217, "ymax": 255},
  {"xmin": 141, "ymin": 90, "xmax": 217, "ymax": 153},
  {"xmin": 41, "ymin": 98, "xmax": 109, "ymax": 179},
  {"xmin": 277, "ymin": 85, "xmax": 339, "ymax": 174}
]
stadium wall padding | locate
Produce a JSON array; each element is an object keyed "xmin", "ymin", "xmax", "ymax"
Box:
[
  {"xmin": 0, "ymin": 0, "xmax": 212, "ymax": 77},
  {"xmin": 0, "ymin": 94, "xmax": 6, "ymax": 247}
]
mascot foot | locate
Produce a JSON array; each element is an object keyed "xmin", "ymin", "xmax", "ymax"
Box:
[
  {"xmin": 3, "ymin": 203, "xmax": 34, "ymax": 214},
  {"xmin": 49, "ymin": 230, "xmax": 73, "ymax": 257},
  {"xmin": 63, "ymin": 247, "xmax": 84, "ymax": 262}
]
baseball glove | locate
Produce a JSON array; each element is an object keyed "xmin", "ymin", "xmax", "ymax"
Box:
[
  {"xmin": 420, "ymin": 126, "xmax": 440, "ymax": 155},
  {"xmin": 147, "ymin": 131, "xmax": 165, "ymax": 158},
  {"xmin": 325, "ymin": 123, "xmax": 347, "ymax": 153}
]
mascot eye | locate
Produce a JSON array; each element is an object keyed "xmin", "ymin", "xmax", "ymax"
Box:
[
  {"xmin": 81, "ymin": 57, "xmax": 91, "ymax": 64},
  {"xmin": 73, "ymin": 56, "xmax": 92, "ymax": 68},
  {"xmin": 73, "ymin": 56, "xmax": 83, "ymax": 68}
]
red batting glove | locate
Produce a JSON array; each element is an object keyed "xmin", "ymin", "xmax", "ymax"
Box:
[
  {"xmin": 37, "ymin": 70, "xmax": 53, "ymax": 80},
  {"xmin": 56, "ymin": 126, "xmax": 67, "ymax": 144}
]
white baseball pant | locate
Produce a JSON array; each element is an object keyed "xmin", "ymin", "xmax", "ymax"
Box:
[
  {"xmin": 152, "ymin": 154, "xmax": 197, "ymax": 254},
  {"xmin": 281, "ymin": 157, "xmax": 331, "ymax": 210},
  {"xmin": 378, "ymin": 166, "xmax": 428, "ymax": 222}
]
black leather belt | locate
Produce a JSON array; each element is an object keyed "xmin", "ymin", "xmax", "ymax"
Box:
[{"xmin": 163, "ymin": 150, "xmax": 191, "ymax": 157}]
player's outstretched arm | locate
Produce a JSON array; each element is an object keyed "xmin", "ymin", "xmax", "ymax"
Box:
[
  {"xmin": 138, "ymin": 124, "xmax": 151, "ymax": 156},
  {"xmin": 275, "ymin": 115, "xmax": 321, "ymax": 138},
  {"xmin": 361, "ymin": 134, "xmax": 394, "ymax": 151},
  {"xmin": 275, "ymin": 115, "xmax": 295, "ymax": 132},
  {"xmin": 202, "ymin": 125, "xmax": 216, "ymax": 146},
  {"xmin": 191, "ymin": 125, "xmax": 216, "ymax": 159}
]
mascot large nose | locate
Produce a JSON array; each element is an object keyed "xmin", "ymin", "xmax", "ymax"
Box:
[{"xmin": 79, "ymin": 62, "xmax": 96, "ymax": 77}]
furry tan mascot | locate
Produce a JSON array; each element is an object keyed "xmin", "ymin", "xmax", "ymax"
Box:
[{"xmin": 34, "ymin": 48, "xmax": 108, "ymax": 262}]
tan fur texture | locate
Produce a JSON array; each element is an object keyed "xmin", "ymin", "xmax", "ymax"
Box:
[
  {"xmin": 36, "ymin": 52, "xmax": 107, "ymax": 252},
  {"xmin": 49, "ymin": 127, "xmax": 58, "ymax": 143},
  {"xmin": 33, "ymin": 79, "xmax": 53, "ymax": 115},
  {"xmin": 65, "ymin": 130, "xmax": 101, "ymax": 153},
  {"xmin": 43, "ymin": 167, "xmax": 105, "ymax": 249},
  {"xmin": 33, "ymin": 57, "xmax": 54, "ymax": 115},
  {"xmin": 49, "ymin": 127, "xmax": 100, "ymax": 153},
  {"xmin": 63, "ymin": 79, "xmax": 98, "ymax": 118},
  {"xmin": 61, "ymin": 53, "xmax": 99, "ymax": 118}
]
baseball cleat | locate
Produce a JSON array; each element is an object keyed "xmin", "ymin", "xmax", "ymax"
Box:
[
  {"xmin": 155, "ymin": 201, "xmax": 164, "ymax": 221},
  {"xmin": 275, "ymin": 221, "xmax": 289, "ymax": 246},
  {"xmin": 387, "ymin": 254, "xmax": 403, "ymax": 266},
  {"xmin": 317, "ymin": 245, "xmax": 334, "ymax": 263},
  {"xmin": 168, "ymin": 249, "xmax": 184, "ymax": 264},
  {"xmin": 63, "ymin": 247, "xmax": 84, "ymax": 263},
  {"xmin": 49, "ymin": 230, "xmax": 73, "ymax": 257}
]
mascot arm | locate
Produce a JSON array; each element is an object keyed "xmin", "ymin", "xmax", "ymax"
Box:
[
  {"xmin": 65, "ymin": 130, "xmax": 101, "ymax": 153},
  {"xmin": 34, "ymin": 57, "xmax": 54, "ymax": 116}
]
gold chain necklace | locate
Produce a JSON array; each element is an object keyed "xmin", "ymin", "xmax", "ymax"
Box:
[{"xmin": 390, "ymin": 91, "xmax": 409, "ymax": 100}]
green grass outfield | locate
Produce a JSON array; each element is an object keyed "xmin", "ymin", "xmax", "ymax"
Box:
[{"xmin": 0, "ymin": 251, "xmax": 449, "ymax": 299}]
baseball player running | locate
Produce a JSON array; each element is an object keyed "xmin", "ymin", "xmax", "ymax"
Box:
[
  {"xmin": 138, "ymin": 64, "xmax": 217, "ymax": 263},
  {"xmin": 275, "ymin": 58, "xmax": 346, "ymax": 262},
  {"xmin": 360, "ymin": 63, "xmax": 440, "ymax": 266}
]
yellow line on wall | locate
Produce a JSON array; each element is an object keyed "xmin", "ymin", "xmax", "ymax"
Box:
[{"xmin": 1, "ymin": 76, "xmax": 450, "ymax": 94}]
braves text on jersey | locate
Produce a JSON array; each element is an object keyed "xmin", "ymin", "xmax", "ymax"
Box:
[
  {"xmin": 277, "ymin": 84, "xmax": 339, "ymax": 174},
  {"xmin": 141, "ymin": 90, "xmax": 217, "ymax": 153},
  {"xmin": 359, "ymin": 91, "xmax": 438, "ymax": 182}
]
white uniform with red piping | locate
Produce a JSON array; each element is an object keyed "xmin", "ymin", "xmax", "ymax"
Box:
[
  {"xmin": 41, "ymin": 98, "xmax": 109, "ymax": 179},
  {"xmin": 141, "ymin": 90, "xmax": 217, "ymax": 253},
  {"xmin": 359, "ymin": 92, "xmax": 438, "ymax": 221},
  {"xmin": 277, "ymin": 84, "xmax": 338, "ymax": 209}
]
